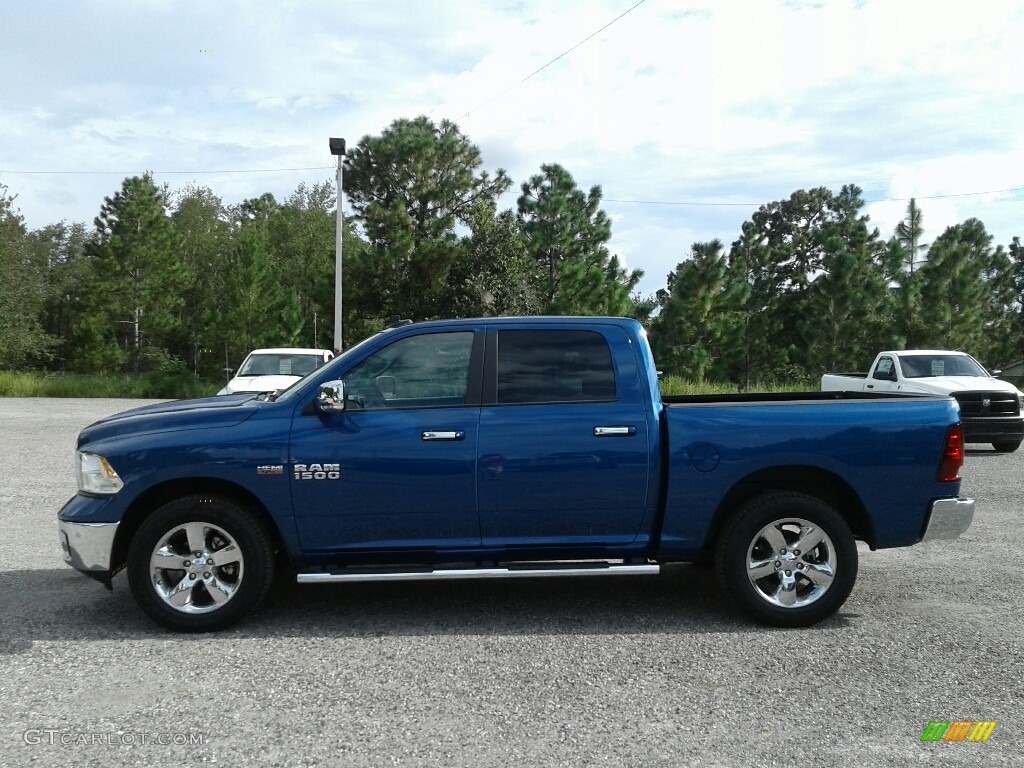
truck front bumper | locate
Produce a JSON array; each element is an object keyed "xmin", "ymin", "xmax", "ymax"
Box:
[
  {"xmin": 922, "ymin": 497, "xmax": 975, "ymax": 542},
  {"xmin": 962, "ymin": 415, "xmax": 1024, "ymax": 444},
  {"xmin": 59, "ymin": 518, "xmax": 119, "ymax": 578}
]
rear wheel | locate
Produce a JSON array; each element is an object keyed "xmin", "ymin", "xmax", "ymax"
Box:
[
  {"xmin": 992, "ymin": 440, "xmax": 1021, "ymax": 453},
  {"xmin": 715, "ymin": 493, "xmax": 857, "ymax": 627},
  {"xmin": 127, "ymin": 495, "xmax": 275, "ymax": 632}
]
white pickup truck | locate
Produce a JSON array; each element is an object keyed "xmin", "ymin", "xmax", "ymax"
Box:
[{"xmin": 822, "ymin": 350, "xmax": 1024, "ymax": 452}]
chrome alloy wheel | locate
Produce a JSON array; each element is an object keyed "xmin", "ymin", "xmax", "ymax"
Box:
[
  {"xmin": 149, "ymin": 521, "xmax": 244, "ymax": 614},
  {"xmin": 745, "ymin": 517, "xmax": 836, "ymax": 608}
]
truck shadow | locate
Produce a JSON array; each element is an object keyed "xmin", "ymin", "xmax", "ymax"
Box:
[{"xmin": 0, "ymin": 565, "xmax": 856, "ymax": 653}]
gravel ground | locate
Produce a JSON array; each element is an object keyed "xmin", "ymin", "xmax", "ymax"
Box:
[{"xmin": 1, "ymin": 397, "xmax": 1021, "ymax": 767}]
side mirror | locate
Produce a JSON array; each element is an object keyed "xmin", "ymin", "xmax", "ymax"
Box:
[
  {"xmin": 317, "ymin": 380, "xmax": 346, "ymax": 413},
  {"xmin": 990, "ymin": 369, "xmax": 1002, "ymax": 378}
]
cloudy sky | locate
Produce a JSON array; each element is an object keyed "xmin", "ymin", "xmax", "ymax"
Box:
[{"xmin": 2, "ymin": 0, "xmax": 1022, "ymax": 296}]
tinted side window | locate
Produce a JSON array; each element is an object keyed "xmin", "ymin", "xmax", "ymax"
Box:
[
  {"xmin": 497, "ymin": 330, "xmax": 616, "ymax": 404},
  {"xmin": 873, "ymin": 357, "xmax": 894, "ymax": 379},
  {"xmin": 343, "ymin": 331, "xmax": 474, "ymax": 409}
]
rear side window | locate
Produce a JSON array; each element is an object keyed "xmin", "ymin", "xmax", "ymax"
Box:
[{"xmin": 496, "ymin": 329, "xmax": 616, "ymax": 404}]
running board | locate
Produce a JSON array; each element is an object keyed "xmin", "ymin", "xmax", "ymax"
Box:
[{"xmin": 296, "ymin": 562, "xmax": 660, "ymax": 584}]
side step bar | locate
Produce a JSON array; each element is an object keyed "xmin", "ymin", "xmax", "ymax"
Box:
[{"xmin": 296, "ymin": 562, "xmax": 660, "ymax": 584}]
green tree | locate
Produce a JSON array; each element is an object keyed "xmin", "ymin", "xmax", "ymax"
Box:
[
  {"xmin": 79, "ymin": 174, "xmax": 190, "ymax": 373},
  {"xmin": 895, "ymin": 198, "xmax": 927, "ymax": 274},
  {"xmin": 650, "ymin": 240, "xmax": 748, "ymax": 381},
  {"xmin": 1009, "ymin": 237, "xmax": 1024, "ymax": 365},
  {"xmin": 448, "ymin": 203, "xmax": 541, "ymax": 317},
  {"xmin": 516, "ymin": 163, "xmax": 640, "ymax": 315},
  {"xmin": 344, "ymin": 116, "xmax": 512, "ymax": 319},
  {"xmin": 0, "ymin": 185, "xmax": 56, "ymax": 368},
  {"xmin": 171, "ymin": 184, "xmax": 232, "ymax": 376},
  {"xmin": 891, "ymin": 199, "xmax": 929, "ymax": 347},
  {"xmin": 915, "ymin": 219, "xmax": 994, "ymax": 357},
  {"xmin": 726, "ymin": 185, "xmax": 889, "ymax": 384},
  {"xmin": 32, "ymin": 220, "xmax": 90, "ymax": 370},
  {"xmin": 217, "ymin": 196, "xmax": 301, "ymax": 360},
  {"xmin": 269, "ymin": 181, "xmax": 339, "ymax": 348}
]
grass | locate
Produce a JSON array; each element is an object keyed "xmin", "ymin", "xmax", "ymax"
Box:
[
  {"xmin": 0, "ymin": 371, "xmax": 221, "ymax": 399},
  {"xmin": 1, "ymin": 370, "xmax": 818, "ymax": 400},
  {"xmin": 659, "ymin": 375, "xmax": 817, "ymax": 395}
]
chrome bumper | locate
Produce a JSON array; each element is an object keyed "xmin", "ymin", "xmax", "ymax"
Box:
[
  {"xmin": 59, "ymin": 519, "xmax": 119, "ymax": 572},
  {"xmin": 922, "ymin": 497, "xmax": 975, "ymax": 542}
]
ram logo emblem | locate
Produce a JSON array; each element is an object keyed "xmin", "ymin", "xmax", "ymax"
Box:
[{"xmin": 294, "ymin": 463, "xmax": 341, "ymax": 480}]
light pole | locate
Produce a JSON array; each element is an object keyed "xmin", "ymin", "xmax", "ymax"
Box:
[{"xmin": 329, "ymin": 137, "xmax": 346, "ymax": 351}]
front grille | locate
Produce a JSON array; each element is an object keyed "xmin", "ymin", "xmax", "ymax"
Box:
[{"xmin": 952, "ymin": 391, "xmax": 1021, "ymax": 417}]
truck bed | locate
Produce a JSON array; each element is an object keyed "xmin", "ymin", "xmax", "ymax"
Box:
[{"xmin": 656, "ymin": 392, "xmax": 961, "ymax": 559}]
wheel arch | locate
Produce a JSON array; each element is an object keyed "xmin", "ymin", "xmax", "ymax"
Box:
[
  {"xmin": 705, "ymin": 465, "xmax": 875, "ymax": 552},
  {"xmin": 111, "ymin": 478, "xmax": 288, "ymax": 573}
]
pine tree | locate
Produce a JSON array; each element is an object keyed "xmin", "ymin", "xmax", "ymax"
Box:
[
  {"xmin": 79, "ymin": 174, "xmax": 190, "ymax": 373},
  {"xmin": 0, "ymin": 185, "xmax": 56, "ymax": 367},
  {"xmin": 650, "ymin": 240, "xmax": 748, "ymax": 381},
  {"xmin": 517, "ymin": 163, "xmax": 639, "ymax": 315},
  {"xmin": 344, "ymin": 116, "xmax": 511, "ymax": 319}
]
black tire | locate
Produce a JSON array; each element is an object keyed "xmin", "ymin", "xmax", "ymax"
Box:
[
  {"xmin": 992, "ymin": 441, "xmax": 1021, "ymax": 453},
  {"xmin": 714, "ymin": 492, "xmax": 857, "ymax": 628},
  {"xmin": 127, "ymin": 495, "xmax": 276, "ymax": 632}
]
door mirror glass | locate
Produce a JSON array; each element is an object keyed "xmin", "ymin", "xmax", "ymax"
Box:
[{"xmin": 317, "ymin": 380, "xmax": 346, "ymax": 413}]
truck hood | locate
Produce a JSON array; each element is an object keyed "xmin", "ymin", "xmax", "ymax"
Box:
[
  {"xmin": 900, "ymin": 377, "xmax": 1023, "ymax": 396},
  {"xmin": 219, "ymin": 374, "xmax": 300, "ymax": 395},
  {"xmin": 77, "ymin": 394, "xmax": 262, "ymax": 448}
]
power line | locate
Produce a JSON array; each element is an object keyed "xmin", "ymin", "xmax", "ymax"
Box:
[
  {"xmin": 0, "ymin": 166, "xmax": 334, "ymax": 175},
  {"xmin": 605, "ymin": 187, "xmax": 1024, "ymax": 207},
  {"xmin": 453, "ymin": 0, "xmax": 648, "ymax": 120}
]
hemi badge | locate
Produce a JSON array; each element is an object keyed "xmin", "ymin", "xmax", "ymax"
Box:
[{"xmin": 257, "ymin": 465, "xmax": 284, "ymax": 476}]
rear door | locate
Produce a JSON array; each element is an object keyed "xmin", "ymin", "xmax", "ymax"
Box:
[{"xmin": 476, "ymin": 324, "xmax": 652, "ymax": 547}]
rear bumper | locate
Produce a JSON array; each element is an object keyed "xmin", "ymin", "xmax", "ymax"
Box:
[{"xmin": 922, "ymin": 497, "xmax": 975, "ymax": 542}]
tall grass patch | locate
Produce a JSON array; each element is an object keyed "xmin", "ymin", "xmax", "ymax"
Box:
[{"xmin": 0, "ymin": 371, "xmax": 220, "ymax": 399}]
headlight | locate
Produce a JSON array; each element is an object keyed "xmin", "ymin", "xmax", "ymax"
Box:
[{"xmin": 76, "ymin": 452, "xmax": 124, "ymax": 495}]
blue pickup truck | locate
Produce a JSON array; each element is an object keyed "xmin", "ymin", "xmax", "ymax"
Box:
[{"xmin": 59, "ymin": 316, "xmax": 974, "ymax": 632}]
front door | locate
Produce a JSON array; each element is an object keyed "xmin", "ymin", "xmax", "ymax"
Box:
[{"xmin": 290, "ymin": 329, "xmax": 483, "ymax": 552}]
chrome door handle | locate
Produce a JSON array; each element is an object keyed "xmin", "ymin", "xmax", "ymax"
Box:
[
  {"xmin": 422, "ymin": 431, "xmax": 465, "ymax": 441},
  {"xmin": 593, "ymin": 426, "xmax": 636, "ymax": 437}
]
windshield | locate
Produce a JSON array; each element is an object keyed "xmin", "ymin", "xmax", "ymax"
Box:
[
  {"xmin": 238, "ymin": 353, "xmax": 324, "ymax": 378},
  {"xmin": 899, "ymin": 354, "xmax": 989, "ymax": 378}
]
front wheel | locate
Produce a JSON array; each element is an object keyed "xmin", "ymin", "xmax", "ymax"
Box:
[
  {"xmin": 715, "ymin": 493, "xmax": 857, "ymax": 627},
  {"xmin": 992, "ymin": 440, "xmax": 1021, "ymax": 453},
  {"xmin": 127, "ymin": 495, "xmax": 276, "ymax": 632}
]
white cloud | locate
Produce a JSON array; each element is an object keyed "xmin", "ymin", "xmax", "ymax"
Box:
[{"xmin": 1, "ymin": 0, "xmax": 1022, "ymax": 296}]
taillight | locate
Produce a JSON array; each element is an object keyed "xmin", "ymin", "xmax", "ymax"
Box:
[{"xmin": 938, "ymin": 425, "xmax": 965, "ymax": 482}]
